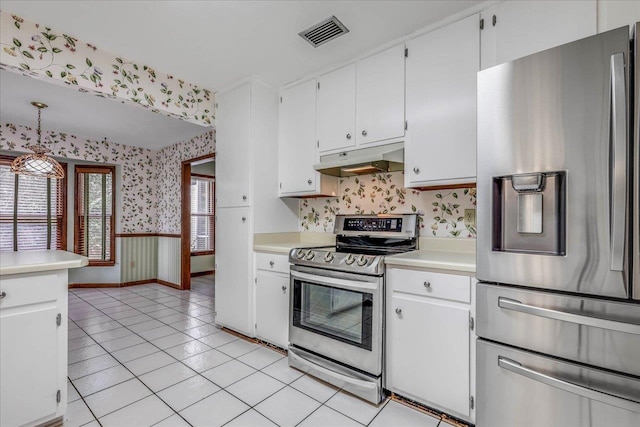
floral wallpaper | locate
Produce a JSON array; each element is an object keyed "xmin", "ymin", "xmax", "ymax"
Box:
[
  {"xmin": 155, "ymin": 132, "xmax": 215, "ymax": 234},
  {"xmin": 299, "ymin": 172, "xmax": 477, "ymax": 238},
  {"xmin": 0, "ymin": 122, "xmax": 214, "ymax": 234},
  {"xmin": 0, "ymin": 11, "xmax": 214, "ymax": 127}
]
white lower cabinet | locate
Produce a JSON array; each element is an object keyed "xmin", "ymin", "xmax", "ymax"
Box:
[
  {"xmin": 0, "ymin": 270, "xmax": 68, "ymax": 427},
  {"xmin": 254, "ymin": 252, "xmax": 290, "ymax": 349},
  {"xmin": 385, "ymin": 267, "xmax": 475, "ymax": 423}
]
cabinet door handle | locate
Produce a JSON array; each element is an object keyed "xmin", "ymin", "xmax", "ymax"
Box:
[
  {"xmin": 413, "ymin": 167, "xmax": 420, "ymax": 174},
  {"xmin": 242, "ymin": 195, "xmax": 247, "ymax": 201},
  {"xmin": 307, "ymin": 179, "xmax": 313, "ymax": 185},
  {"xmin": 241, "ymin": 216, "xmax": 247, "ymax": 222},
  {"xmin": 361, "ymin": 130, "xmax": 367, "ymax": 136},
  {"xmin": 282, "ymin": 285, "xmax": 287, "ymax": 293},
  {"xmin": 423, "ymin": 281, "xmax": 431, "ymax": 289},
  {"xmin": 0, "ymin": 291, "xmax": 6, "ymax": 299},
  {"xmin": 269, "ymin": 261, "xmax": 275, "ymax": 267},
  {"xmin": 395, "ymin": 307, "xmax": 402, "ymax": 315},
  {"xmin": 346, "ymin": 133, "xmax": 352, "ymax": 140}
]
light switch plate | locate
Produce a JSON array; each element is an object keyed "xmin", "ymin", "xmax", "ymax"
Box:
[{"xmin": 464, "ymin": 209, "xmax": 476, "ymax": 226}]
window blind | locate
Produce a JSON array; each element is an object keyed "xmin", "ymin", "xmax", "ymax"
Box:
[
  {"xmin": 0, "ymin": 156, "xmax": 67, "ymax": 252},
  {"xmin": 190, "ymin": 176, "xmax": 215, "ymax": 253},
  {"xmin": 75, "ymin": 165, "xmax": 115, "ymax": 264}
]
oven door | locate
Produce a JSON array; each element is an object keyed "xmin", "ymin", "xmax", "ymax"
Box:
[{"xmin": 289, "ymin": 265, "xmax": 383, "ymax": 375}]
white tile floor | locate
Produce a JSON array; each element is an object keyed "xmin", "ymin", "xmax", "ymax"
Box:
[{"xmin": 65, "ymin": 283, "xmax": 447, "ymax": 427}]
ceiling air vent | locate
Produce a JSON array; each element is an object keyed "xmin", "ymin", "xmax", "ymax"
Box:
[{"xmin": 299, "ymin": 16, "xmax": 349, "ymax": 48}]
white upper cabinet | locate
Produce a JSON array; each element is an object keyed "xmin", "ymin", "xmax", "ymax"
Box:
[
  {"xmin": 480, "ymin": 0, "xmax": 597, "ymax": 69},
  {"xmin": 279, "ymin": 79, "xmax": 338, "ymax": 197},
  {"xmin": 405, "ymin": 14, "xmax": 479, "ymax": 188},
  {"xmin": 317, "ymin": 64, "xmax": 357, "ymax": 153},
  {"xmin": 215, "ymin": 83, "xmax": 251, "ymax": 208},
  {"xmin": 356, "ymin": 44, "xmax": 406, "ymax": 145}
]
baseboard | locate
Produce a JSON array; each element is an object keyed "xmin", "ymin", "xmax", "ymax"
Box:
[
  {"xmin": 157, "ymin": 279, "xmax": 181, "ymax": 289},
  {"xmin": 191, "ymin": 270, "xmax": 215, "ymax": 277},
  {"xmin": 69, "ymin": 283, "xmax": 120, "ymax": 288},
  {"xmin": 121, "ymin": 279, "xmax": 157, "ymax": 287}
]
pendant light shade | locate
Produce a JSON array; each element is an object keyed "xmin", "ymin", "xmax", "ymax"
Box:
[{"xmin": 10, "ymin": 102, "xmax": 64, "ymax": 179}]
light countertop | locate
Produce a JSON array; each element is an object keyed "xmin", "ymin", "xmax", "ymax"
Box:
[
  {"xmin": 254, "ymin": 232, "xmax": 335, "ymax": 254},
  {"xmin": 0, "ymin": 250, "xmax": 89, "ymax": 276},
  {"xmin": 385, "ymin": 237, "xmax": 476, "ymax": 275}
]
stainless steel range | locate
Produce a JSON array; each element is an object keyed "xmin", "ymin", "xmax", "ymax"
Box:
[{"xmin": 288, "ymin": 214, "xmax": 418, "ymax": 404}]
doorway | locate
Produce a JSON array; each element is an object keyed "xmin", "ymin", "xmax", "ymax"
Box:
[{"xmin": 180, "ymin": 153, "xmax": 215, "ymax": 293}]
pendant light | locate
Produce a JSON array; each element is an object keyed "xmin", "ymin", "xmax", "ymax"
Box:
[{"xmin": 10, "ymin": 102, "xmax": 65, "ymax": 179}]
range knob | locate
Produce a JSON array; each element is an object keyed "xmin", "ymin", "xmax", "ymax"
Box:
[
  {"xmin": 324, "ymin": 252, "xmax": 335, "ymax": 263},
  {"xmin": 345, "ymin": 254, "xmax": 355, "ymax": 265},
  {"xmin": 305, "ymin": 251, "xmax": 315, "ymax": 260},
  {"xmin": 357, "ymin": 255, "xmax": 368, "ymax": 266},
  {"xmin": 296, "ymin": 249, "xmax": 306, "ymax": 259}
]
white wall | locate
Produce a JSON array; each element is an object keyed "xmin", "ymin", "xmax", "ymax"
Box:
[
  {"xmin": 191, "ymin": 254, "xmax": 215, "ymax": 274},
  {"xmin": 597, "ymin": 1, "xmax": 640, "ymax": 32}
]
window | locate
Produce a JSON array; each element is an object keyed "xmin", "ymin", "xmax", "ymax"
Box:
[
  {"xmin": 190, "ymin": 175, "xmax": 214, "ymax": 254},
  {"xmin": 74, "ymin": 165, "xmax": 115, "ymax": 265},
  {"xmin": 0, "ymin": 155, "xmax": 67, "ymax": 252}
]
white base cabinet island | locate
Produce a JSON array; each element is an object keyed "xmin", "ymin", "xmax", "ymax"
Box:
[{"xmin": 0, "ymin": 250, "xmax": 88, "ymax": 427}]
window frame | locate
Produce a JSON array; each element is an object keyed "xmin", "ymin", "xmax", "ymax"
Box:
[
  {"xmin": 0, "ymin": 154, "xmax": 68, "ymax": 252},
  {"xmin": 74, "ymin": 165, "xmax": 116, "ymax": 266},
  {"xmin": 190, "ymin": 173, "xmax": 215, "ymax": 256}
]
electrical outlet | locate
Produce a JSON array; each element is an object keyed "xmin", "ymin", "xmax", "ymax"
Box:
[{"xmin": 464, "ymin": 209, "xmax": 476, "ymax": 226}]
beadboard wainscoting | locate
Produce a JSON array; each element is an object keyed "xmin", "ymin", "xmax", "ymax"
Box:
[
  {"xmin": 120, "ymin": 235, "xmax": 159, "ymax": 284},
  {"xmin": 158, "ymin": 235, "xmax": 181, "ymax": 287}
]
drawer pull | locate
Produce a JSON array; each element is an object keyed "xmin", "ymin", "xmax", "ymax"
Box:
[
  {"xmin": 395, "ymin": 307, "xmax": 402, "ymax": 315},
  {"xmin": 269, "ymin": 261, "xmax": 275, "ymax": 267},
  {"xmin": 498, "ymin": 297, "xmax": 640, "ymax": 335},
  {"xmin": 498, "ymin": 356, "xmax": 640, "ymax": 413},
  {"xmin": 423, "ymin": 281, "xmax": 431, "ymax": 289},
  {"xmin": 282, "ymin": 286, "xmax": 287, "ymax": 293},
  {"xmin": 0, "ymin": 291, "xmax": 6, "ymax": 300}
]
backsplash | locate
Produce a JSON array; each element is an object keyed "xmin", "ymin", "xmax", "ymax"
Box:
[
  {"xmin": 0, "ymin": 122, "xmax": 214, "ymax": 234},
  {"xmin": 299, "ymin": 172, "xmax": 477, "ymax": 238}
]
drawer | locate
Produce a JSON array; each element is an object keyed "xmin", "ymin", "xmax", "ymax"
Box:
[
  {"xmin": 255, "ymin": 252, "xmax": 290, "ymax": 274},
  {"xmin": 0, "ymin": 272, "xmax": 60, "ymax": 309},
  {"xmin": 387, "ymin": 267, "xmax": 471, "ymax": 303}
]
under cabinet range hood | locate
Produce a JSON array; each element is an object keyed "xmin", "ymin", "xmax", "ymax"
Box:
[{"xmin": 314, "ymin": 142, "xmax": 404, "ymax": 177}]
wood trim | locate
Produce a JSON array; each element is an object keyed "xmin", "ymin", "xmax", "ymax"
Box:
[
  {"xmin": 413, "ymin": 182, "xmax": 476, "ymax": 191},
  {"xmin": 86, "ymin": 260, "xmax": 116, "ymax": 267},
  {"xmin": 181, "ymin": 161, "xmax": 192, "ymax": 290},
  {"xmin": 183, "ymin": 153, "xmax": 216, "ymax": 165},
  {"xmin": 191, "ymin": 250, "xmax": 215, "ymax": 256},
  {"xmin": 190, "ymin": 270, "xmax": 215, "ymax": 277},
  {"xmin": 157, "ymin": 279, "xmax": 181, "ymax": 289},
  {"xmin": 191, "ymin": 173, "xmax": 215, "ymax": 179},
  {"xmin": 115, "ymin": 233, "xmax": 181, "ymax": 238},
  {"xmin": 69, "ymin": 282, "xmax": 120, "ymax": 288},
  {"xmin": 121, "ymin": 279, "xmax": 157, "ymax": 287}
]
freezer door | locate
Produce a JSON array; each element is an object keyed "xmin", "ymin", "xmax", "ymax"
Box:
[
  {"xmin": 477, "ymin": 283, "xmax": 640, "ymax": 376},
  {"xmin": 477, "ymin": 26, "xmax": 631, "ymax": 298},
  {"xmin": 477, "ymin": 340, "xmax": 640, "ymax": 427}
]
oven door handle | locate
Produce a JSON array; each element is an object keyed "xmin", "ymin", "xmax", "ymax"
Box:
[{"xmin": 290, "ymin": 270, "xmax": 379, "ymax": 292}]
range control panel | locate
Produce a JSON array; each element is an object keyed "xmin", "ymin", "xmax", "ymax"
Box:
[{"xmin": 343, "ymin": 217, "xmax": 403, "ymax": 232}]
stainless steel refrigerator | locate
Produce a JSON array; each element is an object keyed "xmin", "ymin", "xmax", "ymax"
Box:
[{"xmin": 476, "ymin": 24, "xmax": 640, "ymax": 426}]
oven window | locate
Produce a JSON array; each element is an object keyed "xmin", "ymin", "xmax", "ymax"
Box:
[{"xmin": 292, "ymin": 279, "xmax": 373, "ymax": 351}]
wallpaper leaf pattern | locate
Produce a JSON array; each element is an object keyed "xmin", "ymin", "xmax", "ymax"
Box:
[
  {"xmin": 0, "ymin": 123, "xmax": 214, "ymax": 234},
  {"xmin": 299, "ymin": 172, "xmax": 477, "ymax": 238},
  {"xmin": 0, "ymin": 11, "xmax": 215, "ymax": 127}
]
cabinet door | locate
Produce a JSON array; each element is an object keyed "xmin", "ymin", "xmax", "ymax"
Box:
[
  {"xmin": 255, "ymin": 271, "xmax": 290, "ymax": 348},
  {"xmin": 317, "ymin": 64, "xmax": 357, "ymax": 153},
  {"xmin": 356, "ymin": 44, "xmax": 405, "ymax": 145},
  {"xmin": 1, "ymin": 307, "xmax": 59, "ymax": 427},
  {"xmin": 386, "ymin": 294, "xmax": 470, "ymax": 418},
  {"xmin": 405, "ymin": 14, "xmax": 479, "ymax": 187},
  {"xmin": 278, "ymin": 80, "xmax": 320, "ymax": 195},
  {"xmin": 215, "ymin": 207, "xmax": 252, "ymax": 335},
  {"xmin": 216, "ymin": 83, "xmax": 251, "ymax": 208},
  {"xmin": 480, "ymin": 1, "xmax": 596, "ymax": 69}
]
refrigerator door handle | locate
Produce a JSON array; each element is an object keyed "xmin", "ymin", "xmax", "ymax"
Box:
[
  {"xmin": 498, "ymin": 356, "xmax": 640, "ymax": 413},
  {"xmin": 610, "ymin": 52, "xmax": 627, "ymax": 272},
  {"xmin": 498, "ymin": 297, "xmax": 640, "ymax": 334}
]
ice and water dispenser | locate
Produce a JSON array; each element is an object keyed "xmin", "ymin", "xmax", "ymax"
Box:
[{"xmin": 492, "ymin": 172, "xmax": 566, "ymax": 255}]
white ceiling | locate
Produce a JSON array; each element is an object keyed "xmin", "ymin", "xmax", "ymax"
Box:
[
  {"xmin": 0, "ymin": 69, "xmax": 209, "ymax": 150},
  {"xmin": 0, "ymin": 0, "xmax": 480, "ymax": 91}
]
